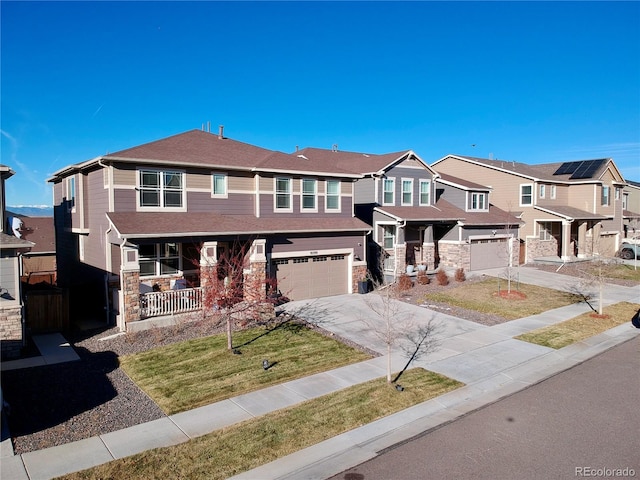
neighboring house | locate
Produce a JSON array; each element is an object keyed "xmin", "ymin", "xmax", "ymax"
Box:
[
  {"xmin": 47, "ymin": 129, "xmax": 371, "ymax": 331},
  {"xmin": 10, "ymin": 215, "xmax": 57, "ymax": 284},
  {"xmin": 432, "ymin": 155, "xmax": 626, "ymax": 262},
  {"xmin": 0, "ymin": 165, "xmax": 33, "ymax": 359},
  {"xmin": 622, "ymin": 180, "xmax": 640, "ymax": 238},
  {"xmin": 291, "ymin": 148, "xmax": 520, "ymax": 275}
]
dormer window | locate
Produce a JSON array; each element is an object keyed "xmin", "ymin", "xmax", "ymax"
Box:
[{"xmin": 470, "ymin": 192, "xmax": 487, "ymax": 211}]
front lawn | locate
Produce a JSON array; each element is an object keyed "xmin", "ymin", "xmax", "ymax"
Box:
[
  {"xmin": 119, "ymin": 322, "xmax": 372, "ymax": 414},
  {"xmin": 515, "ymin": 302, "xmax": 640, "ymax": 349},
  {"xmin": 62, "ymin": 368, "xmax": 463, "ymax": 480},
  {"xmin": 421, "ymin": 277, "xmax": 582, "ymax": 320}
]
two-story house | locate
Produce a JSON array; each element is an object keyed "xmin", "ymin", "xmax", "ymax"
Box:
[
  {"xmin": 432, "ymin": 155, "xmax": 627, "ymax": 262},
  {"xmin": 291, "ymin": 148, "xmax": 520, "ymax": 276},
  {"xmin": 622, "ymin": 180, "xmax": 640, "ymax": 238},
  {"xmin": 0, "ymin": 165, "xmax": 34, "ymax": 359},
  {"xmin": 48, "ymin": 129, "xmax": 371, "ymax": 331}
]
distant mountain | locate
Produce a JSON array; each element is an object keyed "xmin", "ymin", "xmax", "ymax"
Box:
[{"xmin": 7, "ymin": 206, "xmax": 54, "ymax": 217}]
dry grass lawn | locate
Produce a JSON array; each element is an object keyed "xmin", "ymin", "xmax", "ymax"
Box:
[
  {"xmin": 61, "ymin": 368, "xmax": 463, "ymax": 480},
  {"xmin": 421, "ymin": 277, "xmax": 582, "ymax": 320},
  {"xmin": 516, "ymin": 302, "xmax": 640, "ymax": 349}
]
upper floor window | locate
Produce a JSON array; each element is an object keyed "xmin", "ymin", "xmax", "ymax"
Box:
[
  {"xmin": 419, "ymin": 180, "xmax": 431, "ymax": 206},
  {"xmin": 212, "ymin": 173, "xmax": 227, "ymax": 197},
  {"xmin": 539, "ymin": 184, "xmax": 546, "ymax": 199},
  {"xmin": 615, "ymin": 187, "xmax": 620, "ymax": 201},
  {"xmin": 326, "ymin": 180, "xmax": 340, "ymax": 211},
  {"xmin": 401, "ymin": 179, "xmax": 413, "ymax": 206},
  {"xmin": 302, "ymin": 178, "xmax": 317, "ymax": 211},
  {"xmin": 139, "ymin": 170, "xmax": 183, "ymax": 208},
  {"xmin": 550, "ymin": 185, "xmax": 557, "ymax": 199},
  {"xmin": 623, "ymin": 193, "xmax": 629, "ymax": 210},
  {"xmin": 275, "ymin": 177, "xmax": 292, "ymax": 211},
  {"xmin": 67, "ymin": 176, "xmax": 76, "ymax": 211},
  {"xmin": 520, "ymin": 184, "xmax": 533, "ymax": 206},
  {"xmin": 601, "ymin": 186, "xmax": 610, "ymax": 206},
  {"xmin": 383, "ymin": 178, "xmax": 395, "ymax": 205},
  {"xmin": 470, "ymin": 192, "xmax": 487, "ymax": 211},
  {"xmin": 382, "ymin": 225, "xmax": 396, "ymax": 249},
  {"xmin": 139, "ymin": 242, "xmax": 181, "ymax": 277}
]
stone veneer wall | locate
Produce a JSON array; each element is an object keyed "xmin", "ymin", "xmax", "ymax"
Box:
[
  {"xmin": 437, "ymin": 242, "xmax": 470, "ymax": 271},
  {"xmin": 526, "ymin": 238, "xmax": 558, "ymax": 261},
  {"xmin": 352, "ymin": 264, "xmax": 367, "ymax": 292},
  {"xmin": 122, "ymin": 270, "xmax": 140, "ymax": 324},
  {"xmin": 1, "ymin": 305, "xmax": 24, "ymax": 359},
  {"xmin": 243, "ymin": 261, "xmax": 267, "ymax": 303}
]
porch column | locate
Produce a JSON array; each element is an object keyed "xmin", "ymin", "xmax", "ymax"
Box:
[
  {"xmin": 121, "ymin": 245, "xmax": 140, "ymax": 327},
  {"xmin": 244, "ymin": 239, "xmax": 267, "ymax": 302},
  {"xmin": 422, "ymin": 225, "xmax": 435, "ymax": 270},
  {"xmin": 561, "ymin": 220, "xmax": 572, "ymax": 261},
  {"xmin": 395, "ymin": 243, "xmax": 407, "ymax": 276},
  {"xmin": 577, "ymin": 221, "xmax": 589, "ymax": 258},
  {"xmin": 200, "ymin": 241, "xmax": 218, "ymax": 290}
]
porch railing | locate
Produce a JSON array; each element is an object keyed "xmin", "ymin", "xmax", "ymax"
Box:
[{"xmin": 140, "ymin": 287, "xmax": 203, "ymax": 319}]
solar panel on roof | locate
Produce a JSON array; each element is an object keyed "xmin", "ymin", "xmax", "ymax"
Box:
[
  {"xmin": 570, "ymin": 159, "xmax": 604, "ymax": 179},
  {"xmin": 553, "ymin": 161, "xmax": 582, "ymax": 175}
]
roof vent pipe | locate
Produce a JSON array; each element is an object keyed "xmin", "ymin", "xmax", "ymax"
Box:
[
  {"xmin": 207, "ymin": 121, "xmax": 211, "ymax": 133},
  {"xmin": 332, "ymin": 144, "xmax": 338, "ymax": 152},
  {"xmin": 218, "ymin": 125, "xmax": 224, "ymax": 139}
]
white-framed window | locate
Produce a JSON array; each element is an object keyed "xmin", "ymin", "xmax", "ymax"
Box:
[
  {"xmin": 401, "ymin": 178, "xmax": 413, "ymax": 206},
  {"xmin": 67, "ymin": 176, "xmax": 76, "ymax": 211},
  {"xmin": 550, "ymin": 185, "xmax": 556, "ymax": 199},
  {"xmin": 539, "ymin": 221, "xmax": 560, "ymax": 241},
  {"xmin": 275, "ymin": 177, "xmax": 292, "ymax": 211},
  {"xmin": 139, "ymin": 169, "xmax": 184, "ymax": 209},
  {"xmin": 623, "ymin": 193, "xmax": 629, "ymax": 210},
  {"xmin": 139, "ymin": 242, "xmax": 181, "ymax": 277},
  {"xmin": 326, "ymin": 179, "xmax": 340, "ymax": 211},
  {"xmin": 601, "ymin": 186, "xmax": 610, "ymax": 206},
  {"xmin": 615, "ymin": 187, "xmax": 620, "ymax": 201},
  {"xmin": 383, "ymin": 177, "xmax": 395, "ymax": 205},
  {"xmin": 419, "ymin": 180, "xmax": 431, "ymax": 206},
  {"xmin": 302, "ymin": 178, "xmax": 317, "ymax": 211},
  {"xmin": 539, "ymin": 184, "xmax": 546, "ymax": 199},
  {"xmin": 470, "ymin": 192, "xmax": 487, "ymax": 211},
  {"xmin": 211, "ymin": 172, "xmax": 227, "ymax": 197},
  {"xmin": 520, "ymin": 184, "xmax": 533, "ymax": 206},
  {"xmin": 382, "ymin": 225, "xmax": 396, "ymax": 249}
]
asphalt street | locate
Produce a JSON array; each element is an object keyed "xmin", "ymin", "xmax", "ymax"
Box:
[{"xmin": 330, "ymin": 335, "xmax": 640, "ymax": 480}]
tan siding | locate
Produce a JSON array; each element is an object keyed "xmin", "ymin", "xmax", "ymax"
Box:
[
  {"xmin": 186, "ymin": 171, "xmax": 210, "ymax": 189},
  {"xmin": 567, "ymin": 184, "xmax": 596, "ymax": 212},
  {"xmin": 229, "ymin": 173, "xmax": 254, "ymax": 191},
  {"xmin": 112, "ymin": 166, "xmax": 136, "ymax": 186}
]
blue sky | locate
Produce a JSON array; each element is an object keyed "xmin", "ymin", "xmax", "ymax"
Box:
[{"xmin": 2, "ymin": 1, "xmax": 639, "ymax": 207}]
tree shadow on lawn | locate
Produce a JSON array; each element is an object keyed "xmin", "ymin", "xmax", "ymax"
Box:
[{"xmin": 1, "ymin": 346, "xmax": 118, "ymax": 437}]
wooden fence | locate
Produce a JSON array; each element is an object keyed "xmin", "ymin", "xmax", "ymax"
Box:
[{"xmin": 24, "ymin": 288, "xmax": 70, "ymax": 333}]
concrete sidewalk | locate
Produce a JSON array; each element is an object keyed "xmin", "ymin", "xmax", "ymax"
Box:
[{"xmin": 1, "ymin": 268, "xmax": 638, "ymax": 480}]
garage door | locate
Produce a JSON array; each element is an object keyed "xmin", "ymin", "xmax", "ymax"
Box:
[
  {"xmin": 470, "ymin": 239, "xmax": 508, "ymax": 270},
  {"xmin": 272, "ymin": 254, "xmax": 348, "ymax": 300}
]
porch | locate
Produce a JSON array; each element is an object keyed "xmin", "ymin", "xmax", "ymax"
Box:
[{"xmin": 139, "ymin": 287, "xmax": 203, "ymax": 319}]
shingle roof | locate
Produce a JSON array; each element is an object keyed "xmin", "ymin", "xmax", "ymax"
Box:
[
  {"xmin": 436, "ymin": 172, "xmax": 491, "ymax": 191},
  {"xmin": 107, "ymin": 212, "xmax": 370, "ymax": 238},
  {"xmin": 0, "ymin": 232, "xmax": 33, "ymax": 249},
  {"xmin": 294, "ymin": 148, "xmax": 411, "ymax": 175},
  {"xmin": 19, "ymin": 217, "xmax": 55, "ymax": 254},
  {"xmin": 535, "ymin": 204, "xmax": 609, "ymax": 220}
]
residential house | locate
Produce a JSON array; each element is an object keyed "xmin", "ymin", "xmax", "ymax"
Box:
[
  {"xmin": 48, "ymin": 129, "xmax": 371, "ymax": 331},
  {"xmin": 432, "ymin": 155, "xmax": 626, "ymax": 262},
  {"xmin": 0, "ymin": 165, "xmax": 33, "ymax": 359},
  {"xmin": 622, "ymin": 180, "xmax": 640, "ymax": 238},
  {"xmin": 292, "ymin": 148, "xmax": 520, "ymax": 276}
]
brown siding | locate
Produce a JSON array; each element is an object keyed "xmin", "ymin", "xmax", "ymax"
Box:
[
  {"xmin": 113, "ymin": 189, "xmax": 137, "ymax": 212},
  {"xmin": 187, "ymin": 192, "xmax": 255, "ymax": 214},
  {"xmin": 270, "ymin": 233, "xmax": 363, "ymax": 259},
  {"xmin": 83, "ymin": 168, "xmax": 111, "ymax": 271}
]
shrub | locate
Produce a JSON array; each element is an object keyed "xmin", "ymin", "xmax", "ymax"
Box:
[
  {"xmin": 435, "ymin": 269, "xmax": 449, "ymax": 286},
  {"xmin": 455, "ymin": 268, "xmax": 466, "ymax": 282},
  {"xmin": 417, "ymin": 270, "xmax": 430, "ymax": 285},
  {"xmin": 397, "ymin": 274, "xmax": 413, "ymax": 291}
]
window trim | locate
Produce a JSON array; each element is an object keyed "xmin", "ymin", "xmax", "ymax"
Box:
[
  {"xmin": 382, "ymin": 177, "xmax": 395, "ymax": 206},
  {"xmin": 520, "ymin": 183, "xmax": 533, "ymax": 207},
  {"xmin": 601, "ymin": 185, "xmax": 610, "ymax": 206},
  {"xmin": 469, "ymin": 192, "xmax": 488, "ymax": 211},
  {"xmin": 67, "ymin": 176, "xmax": 76, "ymax": 212},
  {"xmin": 139, "ymin": 242, "xmax": 182, "ymax": 277},
  {"xmin": 539, "ymin": 184, "xmax": 545, "ymax": 199},
  {"xmin": 382, "ymin": 224, "xmax": 396, "ymax": 249},
  {"xmin": 325, "ymin": 179, "xmax": 341, "ymax": 212},
  {"xmin": 137, "ymin": 168, "xmax": 186, "ymax": 211},
  {"xmin": 401, "ymin": 178, "xmax": 413, "ymax": 206},
  {"xmin": 301, "ymin": 178, "xmax": 318, "ymax": 212},
  {"xmin": 211, "ymin": 172, "xmax": 228, "ymax": 198},
  {"xmin": 539, "ymin": 221, "xmax": 560, "ymax": 241},
  {"xmin": 550, "ymin": 185, "xmax": 557, "ymax": 199},
  {"xmin": 274, "ymin": 176, "xmax": 293, "ymax": 212},
  {"xmin": 419, "ymin": 179, "xmax": 431, "ymax": 206}
]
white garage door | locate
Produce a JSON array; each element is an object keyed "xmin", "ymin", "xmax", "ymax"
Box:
[
  {"xmin": 470, "ymin": 239, "xmax": 508, "ymax": 270},
  {"xmin": 272, "ymin": 254, "xmax": 348, "ymax": 300}
]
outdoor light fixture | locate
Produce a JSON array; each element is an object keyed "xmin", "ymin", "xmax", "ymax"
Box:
[
  {"xmin": 232, "ymin": 349, "xmax": 242, "ymax": 355},
  {"xmin": 395, "ymin": 384, "xmax": 404, "ymax": 392},
  {"xmin": 263, "ymin": 359, "xmax": 269, "ymax": 370}
]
